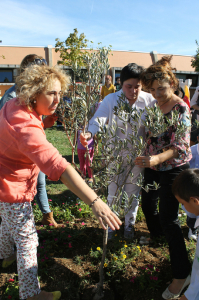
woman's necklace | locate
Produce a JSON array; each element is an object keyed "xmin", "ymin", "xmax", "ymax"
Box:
[{"xmin": 159, "ymin": 98, "xmax": 171, "ymax": 108}]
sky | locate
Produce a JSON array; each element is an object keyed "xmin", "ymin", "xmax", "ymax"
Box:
[{"xmin": 0, "ymin": 0, "xmax": 198, "ymax": 56}]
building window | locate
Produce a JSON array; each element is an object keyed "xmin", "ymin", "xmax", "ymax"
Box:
[
  {"xmin": 65, "ymin": 69, "xmax": 73, "ymax": 80},
  {"xmin": 0, "ymin": 69, "xmax": 13, "ymax": 83},
  {"xmin": 175, "ymin": 73, "xmax": 198, "ymax": 87},
  {"xmin": 64, "ymin": 68, "xmax": 87, "ymax": 83}
]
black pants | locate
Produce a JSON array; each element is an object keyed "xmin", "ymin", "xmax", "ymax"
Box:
[
  {"xmin": 142, "ymin": 164, "xmax": 191, "ymax": 279},
  {"xmin": 191, "ymin": 110, "xmax": 199, "ymax": 143}
]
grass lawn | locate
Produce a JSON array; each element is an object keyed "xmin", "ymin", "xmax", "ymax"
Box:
[{"xmin": 0, "ymin": 125, "xmax": 196, "ymax": 300}]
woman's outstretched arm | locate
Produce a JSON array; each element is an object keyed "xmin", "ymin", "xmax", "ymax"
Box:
[{"xmin": 60, "ymin": 165, "xmax": 122, "ymax": 230}]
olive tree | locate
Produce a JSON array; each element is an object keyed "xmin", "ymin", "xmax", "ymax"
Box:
[
  {"xmin": 191, "ymin": 40, "xmax": 199, "ymax": 72},
  {"xmin": 55, "ymin": 31, "xmax": 188, "ymax": 299},
  {"xmin": 55, "ymin": 30, "xmax": 111, "ymax": 178}
]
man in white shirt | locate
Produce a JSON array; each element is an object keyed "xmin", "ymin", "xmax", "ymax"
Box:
[{"xmin": 80, "ymin": 63, "xmax": 154, "ymax": 239}]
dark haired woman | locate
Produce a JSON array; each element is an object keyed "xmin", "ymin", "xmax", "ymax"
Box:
[
  {"xmin": 80, "ymin": 63, "xmax": 154, "ymax": 239},
  {"xmin": 135, "ymin": 56, "xmax": 192, "ymax": 299}
]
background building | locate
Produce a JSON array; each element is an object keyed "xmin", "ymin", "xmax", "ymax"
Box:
[{"xmin": 0, "ymin": 45, "xmax": 198, "ymax": 97}]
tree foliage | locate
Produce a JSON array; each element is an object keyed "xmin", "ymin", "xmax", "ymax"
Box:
[
  {"xmin": 55, "ymin": 29, "xmax": 189, "ymax": 299},
  {"xmin": 56, "ymin": 44, "xmax": 111, "ymax": 176},
  {"xmin": 191, "ymin": 40, "xmax": 199, "ymax": 72},
  {"xmin": 55, "ymin": 28, "xmax": 88, "ymax": 67}
]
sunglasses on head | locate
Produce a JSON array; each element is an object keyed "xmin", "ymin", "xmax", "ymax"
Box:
[
  {"xmin": 33, "ymin": 58, "xmax": 47, "ymax": 65},
  {"xmin": 144, "ymin": 72, "xmax": 166, "ymax": 79}
]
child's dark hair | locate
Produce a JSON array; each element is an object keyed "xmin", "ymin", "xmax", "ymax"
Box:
[
  {"xmin": 120, "ymin": 63, "xmax": 144, "ymax": 86},
  {"xmin": 172, "ymin": 169, "xmax": 199, "ymax": 202}
]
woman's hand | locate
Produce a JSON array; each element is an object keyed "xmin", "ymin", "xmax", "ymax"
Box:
[
  {"xmin": 135, "ymin": 155, "xmax": 159, "ymax": 168},
  {"xmin": 135, "ymin": 148, "xmax": 179, "ymax": 168},
  {"xmin": 91, "ymin": 198, "xmax": 122, "ymax": 230},
  {"xmin": 60, "ymin": 165, "xmax": 122, "ymax": 231},
  {"xmin": 80, "ymin": 132, "xmax": 92, "ymax": 147}
]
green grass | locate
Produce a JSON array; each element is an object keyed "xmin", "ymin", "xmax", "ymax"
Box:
[
  {"xmin": 44, "ymin": 126, "xmax": 79, "ymax": 203},
  {"xmin": 45, "ymin": 126, "xmax": 73, "ymax": 157}
]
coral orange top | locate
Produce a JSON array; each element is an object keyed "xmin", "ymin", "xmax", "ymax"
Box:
[{"xmin": 0, "ymin": 98, "xmax": 70, "ymax": 203}]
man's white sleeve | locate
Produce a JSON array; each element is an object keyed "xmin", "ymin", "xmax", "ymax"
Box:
[{"xmin": 88, "ymin": 98, "xmax": 110, "ymax": 136}]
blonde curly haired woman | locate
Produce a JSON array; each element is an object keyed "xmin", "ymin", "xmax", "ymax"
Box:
[{"xmin": 0, "ymin": 64, "xmax": 121, "ymax": 300}]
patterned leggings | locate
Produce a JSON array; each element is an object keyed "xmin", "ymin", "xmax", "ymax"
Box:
[
  {"xmin": 0, "ymin": 202, "xmax": 40, "ymax": 299},
  {"xmin": 77, "ymin": 148, "xmax": 94, "ymax": 178}
]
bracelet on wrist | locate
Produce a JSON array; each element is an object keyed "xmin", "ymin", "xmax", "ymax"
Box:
[{"xmin": 89, "ymin": 196, "xmax": 100, "ymax": 208}]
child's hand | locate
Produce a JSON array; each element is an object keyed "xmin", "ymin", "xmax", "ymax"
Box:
[{"xmin": 80, "ymin": 132, "xmax": 92, "ymax": 147}]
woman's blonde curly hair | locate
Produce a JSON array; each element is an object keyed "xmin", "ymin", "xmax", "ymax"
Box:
[
  {"xmin": 16, "ymin": 64, "xmax": 71, "ymax": 110},
  {"xmin": 141, "ymin": 56, "xmax": 179, "ymax": 92}
]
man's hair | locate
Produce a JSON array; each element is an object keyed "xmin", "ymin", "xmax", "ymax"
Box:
[
  {"xmin": 19, "ymin": 54, "xmax": 45, "ymax": 74},
  {"xmin": 120, "ymin": 63, "xmax": 144, "ymax": 86},
  {"xmin": 172, "ymin": 169, "xmax": 199, "ymax": 202}
]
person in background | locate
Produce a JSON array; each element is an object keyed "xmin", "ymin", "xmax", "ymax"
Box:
[
  {"xmin": 174, "ymin": 85, "xmax": 185, "ymax": 101},
  {"xmin": 190, "ymin": 86, "xmax": 199, "ymax": 146},
  {"xmin": 174, "ymin": 82, "xmax": 190, "ymax": 108},
  {"xmin": 77, "ymin": 99, "xmax": 102, "ymax": 181},
  {"xmin": 0, "ymin": 64, "xmax": 122, "ymax": 300},
  {"xmin": 80, "ymin": 63, "xmax": 154, "ymax": 240},
  {"xmin": 136, "ymin": 56, "xmax": 191, "ymax": 299},
  {"xmin": 0, "ymin": 54, "xmax": 58, "ymax": 227},
  {"xmin": 77, "ymin": 128, "xmax": 94, "ymax": 182},
  {"xmin": 114, "ymin": 76, "xmax": 121, "ymax": 92},
  {"xmin": 100, "ymin": 74, "xmax": 115, "ymax": 100},
  {"xmin": 172, "ymin": 169, "xmax": 199, "ymax": 300}
]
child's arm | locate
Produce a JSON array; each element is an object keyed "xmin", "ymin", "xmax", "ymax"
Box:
[{"xmin": 179, "ymin": 295, "xmax": 188, "ymax": 300}]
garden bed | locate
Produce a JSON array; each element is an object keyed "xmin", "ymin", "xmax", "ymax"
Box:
[
  {"xmin": 0, "ymin": 126, "xmax": 196, "ymax": 300},
  {"xmin": 0, "ymin": 201, "xmax": 196, "ymax": 300}
]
